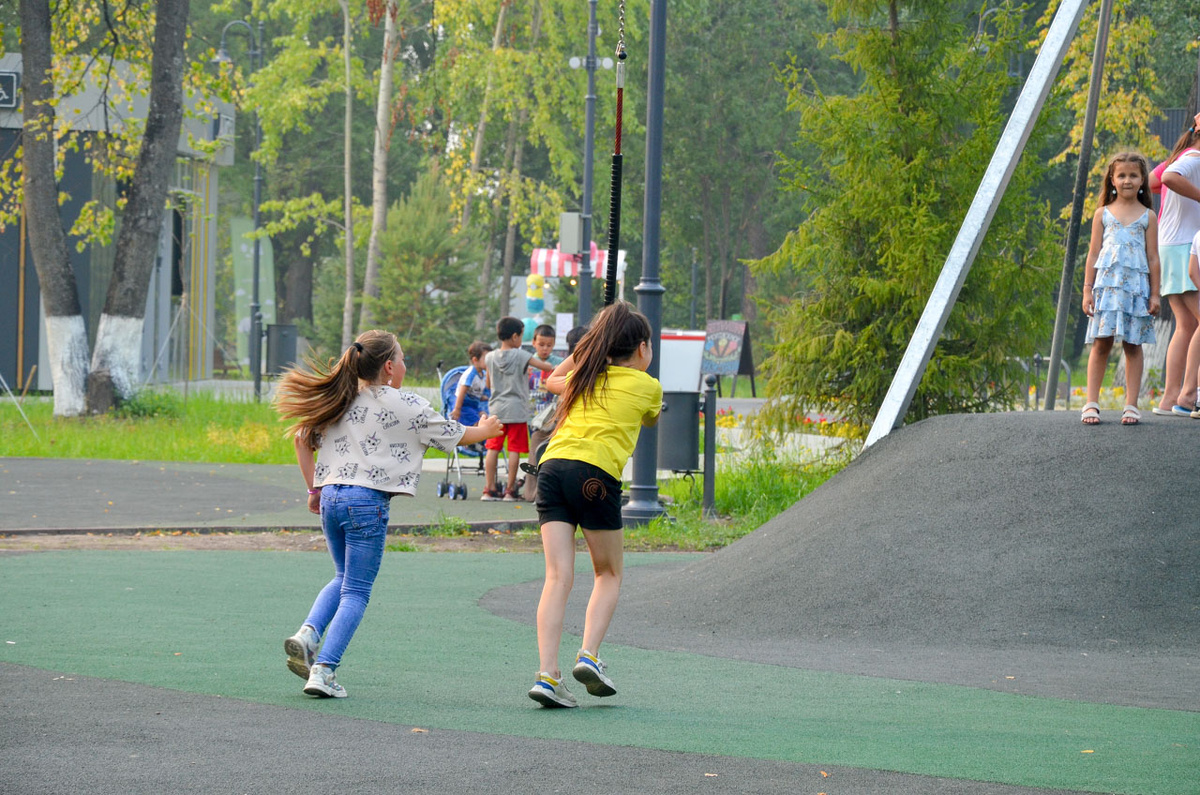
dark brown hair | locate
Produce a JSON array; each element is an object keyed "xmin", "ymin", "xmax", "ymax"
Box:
[
  {"xmin": 1100, "ymin": 152, "xmax": 1152, "ymax": 210},
  {"xmin": 554, "ymin": 301, "xmax": 651, "ymax": 427},
  {"xmin": 274, "ymin": 329, "xmax": 398, "ymax": 444},
  {"xmin": 467, "ymin": 340, "xmax": 491, "ymax": 360}
]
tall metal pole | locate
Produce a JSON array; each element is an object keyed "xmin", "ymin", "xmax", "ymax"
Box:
[
  {"xmin": 1045, "ymin": 0, "xmax": 1113, "ymax": 410},
  {"xmin": 251, "ymin": 20, "xmax": 264, "ymax": 402},
  {"xmin": 577, "ymin": 0, "xmax": 598, "ymax": 326},
  {"xmin": 622, "ymin": 0, "xmax": 667, "ymax": 525}
]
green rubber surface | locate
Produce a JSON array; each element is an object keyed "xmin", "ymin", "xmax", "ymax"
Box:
[{"xmin": 1, "ymin": 551, "xmax": 1195, "ymax": 794}]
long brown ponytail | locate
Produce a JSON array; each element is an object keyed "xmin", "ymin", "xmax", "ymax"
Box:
[
  {"xmin": 554, "ymin": 301, "xmax": 651, "ymax": 427},
  {"xmin": 274, "ymin": 329, "xmax": 398, "ymax": 444}
]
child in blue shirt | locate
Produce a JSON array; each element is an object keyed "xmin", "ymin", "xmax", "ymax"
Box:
[{"xmin": 451, "ymin": 341, "xmax": 491, "ymax": 426}]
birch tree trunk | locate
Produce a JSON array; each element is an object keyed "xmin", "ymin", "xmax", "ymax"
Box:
[
  {"xmin": 20, "ymin": 0, "xmax": 89, "ymax": 416},
  {"xmin": 339, "ymin": 0, "xmax": 356, "ymax": 347},
  {"xmin": 89, "ymin": 0, "xmax": 190, "ymax": 412},
  {"xmin": 359, "ymin": 0, "xmax": 396, "ymax": 330},
  {"xmin": 459, "ymin": 1, "xmax": 508, "ymax": 232},
  {"xmin": 474, "ymin": 117, "xmax": 518, "ymax": 333},
  {"xmin": 499, "ymin": 115, "xmax": 527, "ymax": 318},
  {"xmin": 497, "ymin": 3, "xmax": 539, "ymax": 320}
]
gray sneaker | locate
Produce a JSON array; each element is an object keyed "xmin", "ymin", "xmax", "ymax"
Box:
[
  {"xmin": 528, "ymin": 672, "xmax": 578, "ymax": 708},
  {"xmin": 571, "ymin": 650, "xmax": 616, "ymax": 697},
  {"xmin": 304, "ymin": 663, "xmax": 347, "ymax": 698},
  {"xmin": 284, "ymin": 625, "xmax": 320, "ymax": 679}
]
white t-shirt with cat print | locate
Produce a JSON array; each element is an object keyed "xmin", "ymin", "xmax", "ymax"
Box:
[{"xmin": 311, "ymin": 386, "xmax": 465, "ymax": 495}]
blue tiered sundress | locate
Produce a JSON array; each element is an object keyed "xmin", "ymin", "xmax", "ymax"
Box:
[{"xmin": 1085, "ymin": 207, "xmax": 1156, "ymax": 345}]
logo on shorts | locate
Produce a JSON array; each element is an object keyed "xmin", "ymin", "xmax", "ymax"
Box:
[{"xmin": 582, "ymin": 477, "xmax": 607, "ymax": 501}]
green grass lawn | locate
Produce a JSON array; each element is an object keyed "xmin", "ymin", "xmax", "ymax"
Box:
[{"xmin": 1, "ymin": 388, "xmax": 847, "ymax": 551}]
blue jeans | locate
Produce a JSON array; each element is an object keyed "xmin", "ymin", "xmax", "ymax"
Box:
[{"xmin": 304, "ymin": 484, "xmax": 390, "ymax": 668}]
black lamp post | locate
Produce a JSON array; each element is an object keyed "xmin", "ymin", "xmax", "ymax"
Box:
[
  {"xmin": 621, "ymin": 0, "xmax": 667, "ymax": 525},
  {"xmin": 215, "ymin": 19, "xmax": 265, "ymax": 401}
]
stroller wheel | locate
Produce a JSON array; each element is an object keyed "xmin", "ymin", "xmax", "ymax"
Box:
[
  {"xmin": 447, "ymin": 483, "xmax": 459, "ymax": 499},
  {"xmin": 457, "ymin": 484, "xmax": 468, "ymax": 500},
  {"xmin": 436, "ymin": 481, "xmax": 447, "ymax": 498}
]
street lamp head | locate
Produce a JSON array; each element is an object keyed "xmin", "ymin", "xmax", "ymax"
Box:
[
  {"xmin": 601, "ymin": 57, "xmax": 614, "ymax": 70},
  {"xmin": 212, "ymin": 44, "xmax": 233, "ymax": 66},
  {"xmin": 569, "ymin": 56, "xmax": 582, "ymax": 69}
]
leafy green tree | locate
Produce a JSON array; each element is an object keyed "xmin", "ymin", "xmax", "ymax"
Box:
[
  {"xmin": 427, "ymin": 0, "xmax": 638, "ymax": 330},
  {"xmin": 1132, "ymin": 0, "xmax": 1198, "ymax": 109},
  {"xmin": 10, "ymin": 0, "xmax": 204, "ymax": 415},
  {"xmin": 753, "ymin": 0, "xmax": 1062, "ymax": 431},
  {"xmin": 657, "ymin": 0, "xmax": 845, "ymax": 327},
  {"xmin": 366, "ymin": 162, "xmax": 483, "ymax": 374}
]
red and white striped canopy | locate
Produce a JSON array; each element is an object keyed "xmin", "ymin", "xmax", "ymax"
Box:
[{"xmin": 530, "ymin": 241, "xmax": 626, "ymax": 279}]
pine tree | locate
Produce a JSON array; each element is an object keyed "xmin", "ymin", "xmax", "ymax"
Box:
[{"xmin": 753, "ymin": 0, "xmax": 1062, "ymax": 431}]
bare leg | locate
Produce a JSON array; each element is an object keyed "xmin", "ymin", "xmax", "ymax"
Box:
[
  {"xmin": 1176, "ymin": 291, "xmax": 1200, "ymax": 406},
  {"xmin": 1086, "ymin": 337, "xmax": 1113, "ymax": 408},
  {"xmin": 1123, "ymin": 342, "xmax": 1143, "ymax": 407},
  {"xmin": 1160, "ymin": 294, "xmax": 1198, "ymax": 410},
  {"xmin": 536, "ymin": 521, "xmax": 576, "ymax": 676},
  {"xmin": 484, "ymin": 448, "xmax": 499, "ymax": 494},
  {"xmin": 579, "ymin": 527, "xmax": 625, "ymax": 656},
  {"xmin": 505, "ymin": 450, "xmax": 520, "ymax": 493}
]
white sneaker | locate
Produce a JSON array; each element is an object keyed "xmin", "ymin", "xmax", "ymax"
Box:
[
  {"xmin": 304, "ymin": 663, "xmax": 347, "ymax": 698},
  {"xmin": 571, "ymin": 650, "xmax": 616, "ymax": 697},
  {"xmin": 283, "ymin": 625, "xmax": 320, "ymax": 679},
  {"xmin": 528, "ymin": 672, "xmax": 578, "ymax": 708}
]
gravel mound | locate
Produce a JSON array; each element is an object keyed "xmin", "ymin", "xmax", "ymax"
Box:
[{"xmin": 625, "ymin": 412, "xmax": 1199, "ymax": 654}]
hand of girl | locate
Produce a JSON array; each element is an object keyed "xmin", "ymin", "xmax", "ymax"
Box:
[
  {"xmin": 1081, "ymin": 288, "xmax": 1094, "ymax": 317},
  {"xmin": 307, "ymin": 490, "xmax": 321, "ymax": 515},
  {"xmin": 1149, "ymin": 294, "xmax": 1161, "ymax": 316},
  {"xmin": 477, "ymin": 413, "xmax": 504, "ymax": 438}
]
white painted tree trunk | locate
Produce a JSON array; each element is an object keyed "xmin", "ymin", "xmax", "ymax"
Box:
[
  {"xmin": 359, "ymin": 1, "xmax": 397, "ymax": 331},
  {"xmin": 43, "ymin": 315, "xmax": 89, "ymax": 417},
  {"xmin": 90, "ymin": 314, "xmax": 146, "ymax": 399},
  {"xmin": 21, "ymin": 0, "xmax": 88, "ymax": 416}
]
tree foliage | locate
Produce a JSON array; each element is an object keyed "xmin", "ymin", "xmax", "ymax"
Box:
[
  {"xmin": 753, "ymin": 0, "xmax": 1062, "ymax": 431},
  {"xmin": 1041, "ymin": 0, "xmax": 1165, "ymax": 220},
  {"xmin": 363, "ymin": 163, "xmax": 483, "ymax": 374}
]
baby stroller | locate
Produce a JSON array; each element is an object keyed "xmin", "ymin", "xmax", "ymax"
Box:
[{"xmin": 435, "ymin": 364, "xmax": 488, "ymax": 500}]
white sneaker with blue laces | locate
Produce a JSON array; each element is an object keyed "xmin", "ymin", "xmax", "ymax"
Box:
[
  {"xmin": 571, "ymin": 649, "xmax": 616, "ymax": 697},
  {"xmin": 528, "ymin": 672, "xmax": 578, "ymax": 708}
]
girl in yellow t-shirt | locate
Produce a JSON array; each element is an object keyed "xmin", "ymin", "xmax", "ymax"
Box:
[{"xmin": 527, "ymin": 301, "xmax": 662, "ymax": 708}]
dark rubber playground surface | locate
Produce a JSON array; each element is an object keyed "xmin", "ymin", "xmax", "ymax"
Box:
[{"xmin": 2, "ymin": 412, "xmax": 1197, "ymax": 794}]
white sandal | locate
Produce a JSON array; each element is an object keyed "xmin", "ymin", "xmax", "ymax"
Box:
[
  {"xmin": 1121, "ymin": 405, "xmax": 1141, "ymax": 425},
  {"xmin": 1080, "ymin": 402, "xmax": 1100, "ymax": 425}
]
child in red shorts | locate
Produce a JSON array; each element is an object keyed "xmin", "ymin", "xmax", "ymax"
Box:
[{"xmin": 483, "ymin": 317, "xmax": 554, "ymax": 500}]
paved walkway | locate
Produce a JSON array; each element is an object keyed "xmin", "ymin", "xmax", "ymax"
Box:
[{"xmin": 0, "ymin": 456, "xmax": 537, "ymax": 534}]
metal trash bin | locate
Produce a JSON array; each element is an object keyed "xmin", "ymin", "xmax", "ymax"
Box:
[
  {"xmin": 656, "ymin": 391, "xmax": 701, "ymax": 472},
  {"xmin": 266, "ymin": 324, "xmax": 298, "ymax": 376}
]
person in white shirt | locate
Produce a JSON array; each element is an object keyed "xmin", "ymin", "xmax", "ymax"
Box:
[{"xmin": 273, "ymin": 330, "xmax": 501, "ymax": 698}]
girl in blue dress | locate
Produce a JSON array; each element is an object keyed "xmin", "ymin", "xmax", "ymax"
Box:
[{"xmin": 1081, "ymin": 152, "xmax": 1162, "ymax": 425}]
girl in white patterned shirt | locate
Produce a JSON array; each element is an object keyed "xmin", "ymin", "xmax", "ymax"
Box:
[{"xmin": 274, "ymin": 330, "xmax": 501, "ymax": 698}]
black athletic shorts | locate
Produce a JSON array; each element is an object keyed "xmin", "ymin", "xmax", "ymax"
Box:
[{"xmin": 535, "ymin": 458, "xmax": 623, "ymax": 530}]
